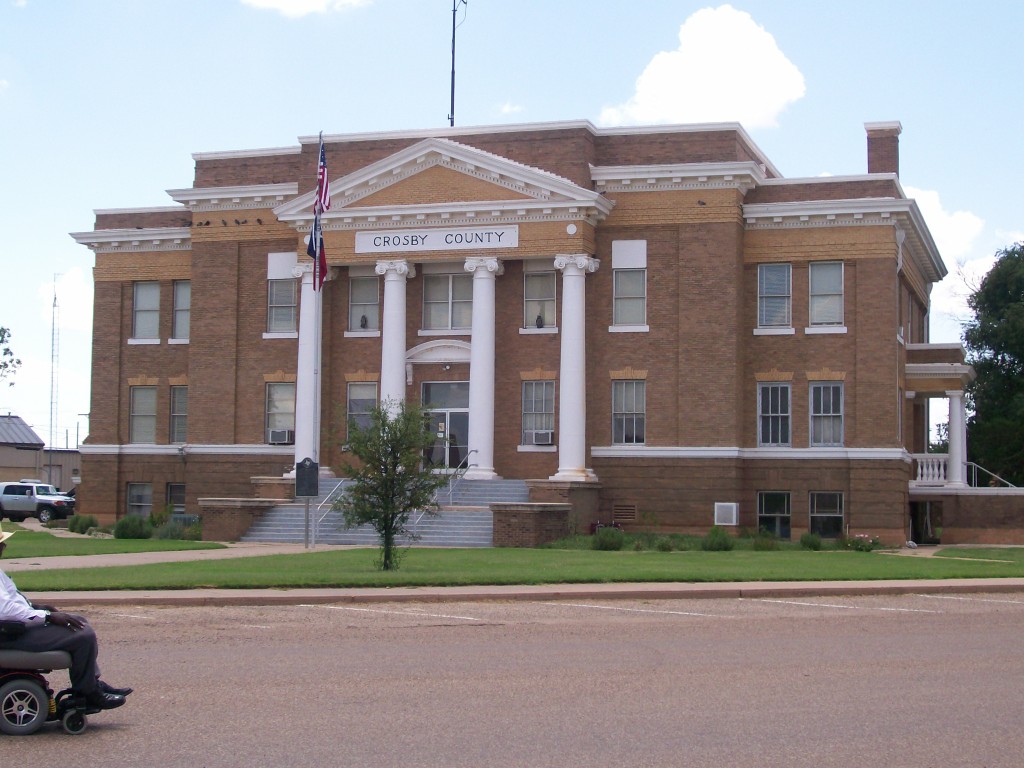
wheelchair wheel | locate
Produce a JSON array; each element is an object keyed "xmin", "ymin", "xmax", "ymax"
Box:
[
  {"xmin": 61, "ymin": 709, "xmax": 87, "ymax": 735},
  {"xmin": 0, "ymin": 678, "xmax": 49, "ymax": 735}
]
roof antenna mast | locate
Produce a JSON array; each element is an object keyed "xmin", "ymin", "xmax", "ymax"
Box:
[{"xmin": 448, "ymin": 0, "xmax": 468, "ymax": 127}]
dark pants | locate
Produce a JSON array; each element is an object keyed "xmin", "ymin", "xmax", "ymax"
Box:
[{"xmin": 0, "ymin": 614, "xmax": 100, "ymax": 695}]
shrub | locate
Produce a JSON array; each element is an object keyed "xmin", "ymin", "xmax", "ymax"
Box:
[
  {"xmin": 838, "ymin": 533, "xmax": 881, "ymax": 552},
  {"xmin": 149, "ymin": 504, "xmax": 171, "ymax": 529},
  {"xmin": 113, "ymin": 515, "xmax": 152, "ymax": 539},
  {"xmin": 67, "ymin": 514, "xmax": 98, "ymax": 534},
  {"xmin": 655, "ymin": 537, "xmax": 673, "ymax": 552},
  {"xmin": 800, "ymin": 532, "xmax": 823, "ymax": 551},
  {"xmin": 153, "ymin": 521, "xmax": 186, "ymax": 540},
  {"xmin": 701, "ymin": 525, "xmax": 735, "ymax": 551},
  {"xmin": 183, "ymin": 521, "xmax": 203, "ymax": 541},
  {"xmin": 752, "ymin": 531, "xmax": 778, "ymax": 551},
  {"xmin": 592, "ymin": 525, "xmax": 625, "ymax": 551}
]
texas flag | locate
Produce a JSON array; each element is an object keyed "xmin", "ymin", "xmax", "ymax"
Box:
[{"xmin": 307, "ymin": 134, "xmax": 330, "ymax": 290}]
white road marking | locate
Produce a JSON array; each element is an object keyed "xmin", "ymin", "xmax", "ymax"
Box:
[
  {"xmin": 542, "ymin": 601, "xmax": 720, "ymax": 618},
  {"xmin": 109, "ymin": 613, "xmax": 154, "ymax": 620},
  {"xmin": 301, "ymin": 604, "xmax": 483, "ymax": 622},
  {"xmin": 752, "ymin": 598, "xmax": 939, "ymax": 613},
  {"xmin": 917, "ymin": 594, "xmax": 1024, "ymax": 605}
]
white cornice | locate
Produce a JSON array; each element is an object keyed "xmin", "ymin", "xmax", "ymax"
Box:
[
  {"xmin": 591, "ymin": 161, "xmax": 767, "ymax": 193},
  {"xmin": 591, "ymin": 446, "xmax": 911, "ymax": 461},
  {"xmin": 905, "ymin": 362, "xmax": 976, "ymax": 383},
  {"xmin": 192, "ymin": 145, "xmax": 303, "ymax": 161},
  {"xmin": 79, "ymin": 444, "xmax": 294, "ymax": 456},
  {"xmin": 70, "ymin": 227, "xmax": 191, "ymax": 253},
  {"xmin": 167, "ymin": 183, "xmax": 299, "ymax": 211},
  {"xmin": 93, "ymin": 205, "xmax": 186, "ymax": 215}
]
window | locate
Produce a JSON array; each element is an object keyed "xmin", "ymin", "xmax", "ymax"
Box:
[
  {"xmin": 423, "ymin": 274, "xmax": 472, "ymax": 330},
  {"xmin": 758, "ymin": 383, "xmax": 790, "ymax": 446},
  {"xmin": 166, "ymin": 483, "xmax": 186, "ymax": 516},
  {"xmin": 524, "ymin": 272, "xmax": 556, "ymax": 328},
  {"xmin": 809, "ymin": 492, "xmax": 844, "ymax": 537},
  {"xmin": 758, "ymin": 492, "xmax": 791, "ymax": 539},
  {"xmin": 129, "ymin": 386, "xmax": 157, "ymax": 443},
  {"xmin": 127, "ymin": 482, "xmax": 153, "ymax": 518},
  {"xmin": 169, "ymin": 385, "xmax": 188, "ymax": 444},
  {"xmin": 758, "ymin": 264, "xmax": 791, "ymax": 327},
  {"xmin": 809, "ymin": 262, "xmax": 843, "ymax": 326},
  {"xmin": 265, "ymin": 382, "xmax": 296, "ymax": 441},
  {"xmin": 522, "ymin": 380, "xmax": 555, "ymax": 444},
  {"xmin": 172, "ymin": 280, "xmax": 191, "ymax": 339},
  {"xmin": 349, "ymin": 276, "xmax": 380, "ymax": 331},
  {"xmin": 810, "ymin": 382, "xmax": 843, "ymax": 446},
  {"xmin": 612, "ymin": 380, "xmax": 646, "ymax": 445},
  {"xmin": 268, "ymin": 278, "xmax": 298, "ymax": 333},
  {"xmin": 133, "ymin": 281, "xmax": 160, "ymax": 339},
  {"xmin": 347, "ymin": 382, "xmax": 377, "ymax": 439},
  {"xmin": 613, "ymin": 268, "xmax": 647, "ymax": 325}
]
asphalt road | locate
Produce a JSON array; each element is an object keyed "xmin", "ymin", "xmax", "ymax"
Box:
[{"xmin": 2, "ymin": 592, "xmax": 1022, "ymax": 767}]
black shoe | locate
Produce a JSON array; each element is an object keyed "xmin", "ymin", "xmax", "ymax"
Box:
[
  {"xmin": 99, "ymin": 680, "xmax": 133, "ymax": 696},
  {"xmin": 84, "ymin": 690, "xmax": 126, "ymax": 710}
]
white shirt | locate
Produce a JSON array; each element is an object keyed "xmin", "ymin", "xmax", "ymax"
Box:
[{"xmin": 0, "ymin": 567, "xmax": 47, "ymax": 625}]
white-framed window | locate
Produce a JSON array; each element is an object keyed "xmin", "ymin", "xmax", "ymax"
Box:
[
  {"xmin": 758, "ymin": 383, "xmax": 790, "ymax": 446},
  {"xmin": 166, "ymin": 483, "xmax": 186, "ymax": 517},
  {"xmin": 349, "ymin": 276, "xmax": 380, "ymax": 331},
  {"xmin": 169, "ymin": 385, "xmax": 188, "ymax": 444},
  {"xmin": 758, "ymin": 263, "xmax": 791, "ymax": 328},
  {"xmin": 347, "ymin": 382, "xmax": 378, "ymax": 439},
  {"xmin": 423, "ymin": 273, "xmax": 472, "ymax": 330},
  {"xmin": 522, "ymin": 380, "xmax": 555, "ymax": 445},
  {"xmin": 265, "ymin": 382, "xmax": 296, "ymax": 442},
  {"xmin": 268, "ymin": 279, "xmax": 298, "ymax": 333},
  {"xmin": 612, "ymin": 380, "xmax": 646, "ymax": 445},
  {"xmin": 129, "ymin": 385, "xmax": 157, "ymax": 443},
  {"xmin": 613, "ymin": 268, "xmax": 647, "ymax": 325},
  {"xmin": 810, "ymin": 382, "xmax": 843, "ymax": 446},
  {"xmin": 757, "ymin": 491, "xmax": 791, "ymax": 539},
  {"xmin": 524, "ymin": 271, "xmax": 556, "ymax": 329},
  {"xmin": 172, "ymin": 280, "xmax": 191, "ymax": 340},
  {"xmin": 809, "ymin": 491, "xmax": 844, "ymax": 538},
  {"xmin": 127, "ymin": 482, "xmax": 153, "ymax": 518},
  {"xmin": 133, "ymin": 281, "xmax": 160, "ymax": 339},
  {"xmin": 809, "ymin": 261, "xmax": 844, "ymax": 326}
]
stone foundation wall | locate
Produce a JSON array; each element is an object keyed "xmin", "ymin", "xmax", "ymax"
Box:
[{"xmin": 492, "ymin": 503, "xmax": 571, "ymax": 547}]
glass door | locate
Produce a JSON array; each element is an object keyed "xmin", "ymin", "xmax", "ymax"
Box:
[{"xmin": 422, "ymin": 382, "xmax": 470, "ymax": 471}]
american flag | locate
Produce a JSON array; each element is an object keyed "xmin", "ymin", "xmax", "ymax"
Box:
[{"xmin": 307, "ymin": 133, "xmax": 330, "ymax": 290}]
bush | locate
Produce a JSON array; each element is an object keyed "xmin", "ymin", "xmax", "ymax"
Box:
[
  {"xmin": 838, "ymin": 533, "xmax": 881, "ymax": 552},
  {"xmin": 800, "ymin": 532, "xmax": 822, "ymax": 551},
  {"xmin": 655, "ymin": 537, "xmax": 673, "ymax": 552},
  {"xmin": 153, "ymin": 521, "xmax": 186, "ymax": 540},
  {"xmin": 183, "ymin": 521, "xmax": 203, "ymax": 541},
  {"xmin": 592, "ymin": 525, "xmax": 626, "ymax": 551},
  {"xmin": 149, "ymin": 505, "xmax": 171, "ymax": 529},
  {"xmin": 113, "ymin": 515, "xmax": 152, "ymax": 539},
  {"xmin": 701, "ymin": 525, "xmax": 735, "ymax": 551},
  {"xmin": 752, "ymin": 531, "xmax": 778, "ymax": 551},
  {"xmin": 67, "ymin": 514, "xmax": 98, "ymax": 534}
]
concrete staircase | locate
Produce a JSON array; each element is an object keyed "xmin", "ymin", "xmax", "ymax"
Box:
[{"xmin": 240, "ymin": 478, "xmax": 529, "ymax": 547}]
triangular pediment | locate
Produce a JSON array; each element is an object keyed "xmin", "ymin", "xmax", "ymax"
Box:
[{"xmin": 274, "ymin": 138, "xmax": 613, "ymax": 226}]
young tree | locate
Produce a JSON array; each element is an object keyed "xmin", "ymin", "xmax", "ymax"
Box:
[
  {"xmin": 963, "ymin": 242, "xmax": 1024, "ymax": 485},
  {"xmin": 0, "ymin": 327, "xmax": 21, "ymax": 385},
  {"xmin": 333, "ymin": 400, "xmax": 447, "ymax": 570}
]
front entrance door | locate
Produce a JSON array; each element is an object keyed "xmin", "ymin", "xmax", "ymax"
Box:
[{"xmin": 422, "ymin": 381, "xmax": 469, "ymax": 470}]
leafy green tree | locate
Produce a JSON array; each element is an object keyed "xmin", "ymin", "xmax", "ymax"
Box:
[
  {"xmin": 963, "ymin": 242, "xmax": 1024, "ymax": 485},
  {"xmin": 333, "ymin": 400, "xmax": 447, "ymax": 570},
  {"xmin": 0, "ymin": 327, "xmax": 21, "ymax": 385}
]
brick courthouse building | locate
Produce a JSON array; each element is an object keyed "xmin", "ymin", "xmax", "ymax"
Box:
[{"xmin": 72, "ymin": 119, "xmax": 975, "ymax": 544}]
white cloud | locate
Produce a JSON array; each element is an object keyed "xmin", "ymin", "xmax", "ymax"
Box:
[
  {"xmin": 499, "ymin": 101, "xmax": 524, "ymax": 115},
  {"xmin": 0, "ymin": 79, "xmax": 9, "ymax": 92},
  {"xmin": 598, "ymin": 5, "xmax": 805, "ymax": 128},
  {"xmin": 904, "ymin": 186, "xmax": 984, "ymax": 263},
  {"xmin": 239, "ymin": 0, "xmax": 370, "ymax": 18}
]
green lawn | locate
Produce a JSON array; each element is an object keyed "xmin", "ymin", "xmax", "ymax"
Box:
[
  {"xmin": 0, "ymin": 524, "xmax": 224, "ymax": 558},
  {"xmin": 10, "ymin": 545, "xmax": 1024, "ymax": 592}
]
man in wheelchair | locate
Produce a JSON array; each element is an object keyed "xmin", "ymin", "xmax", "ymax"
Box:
[{"xmin": 0, "ymin": 530, "xmax": 130, "ymax": 710}]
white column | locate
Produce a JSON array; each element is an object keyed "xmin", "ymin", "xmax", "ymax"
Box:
[
  {"xmin": 376, "ymin": 260, "xmax": 414, "ymax": 413},
  {"xmin": 292, "ymin": 263, "xmax": 318, "ymax": 467},
  {"xmin": 551, "ymin": 254, "xmax": 599, "ymax": 482},
  {"xmin": 947, "ymin": 390, "xmax": 967, "ymax": 486},
  {"xmin": 463, "ymin": 257, "xmax": 502, "ymax": 480}
]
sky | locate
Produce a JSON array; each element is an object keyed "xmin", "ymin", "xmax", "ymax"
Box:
[{"xmin": 1, "ymin": 0, "xmax": 1022, "ymax": 448}]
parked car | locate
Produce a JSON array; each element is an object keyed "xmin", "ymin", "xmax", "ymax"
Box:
[{"xmin": 0, "ymin": 480, "xmax": 76, "ymax": 523}]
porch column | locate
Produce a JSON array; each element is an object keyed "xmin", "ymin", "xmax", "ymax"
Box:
[
  {"xmin": 292, "ymin": 263, "xmax": 318, "ymax": 467},
  {"xmin": 463, "ymin": 257, "xmax": 502, "ymax": 480},
  {"xmin": 377, "ymin": 259, "xmax": 414, "ymax": 413},
  {"xmin": 551, "ymin": 254, "xmax": 599, "ymax": 482},
  {"xmin": 947, "ymin": 389, "xmax": 967, "ymax": 486}
]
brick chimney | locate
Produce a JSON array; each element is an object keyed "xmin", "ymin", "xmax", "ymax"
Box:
[{"xmin": 865, "ymin": 121, "xmax": 902, "ymax": 176}]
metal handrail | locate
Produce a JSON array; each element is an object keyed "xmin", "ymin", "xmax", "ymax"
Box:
[
  {"xmin": 446, "ymin": 449, "xmax": 478, "ymax": 504},
  {"xmin": 967, "ymin": 462, "xmax": 1017, "ymax": 488},
  {"xmin": 313, "ymin": 479, "xmax": 350, "ymax": 545}
]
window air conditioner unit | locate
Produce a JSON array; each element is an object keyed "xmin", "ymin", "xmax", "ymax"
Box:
[
  {"xmin": 714, "ymin": 502, "xmax": 739, "ymax": 527},
  {"xmin": 532, "ymin": 430, "xmax": 554, "ymax": 446},
  {"xmin": 268, "ymin": 429, "xmax": 295, "ymax": 445}
]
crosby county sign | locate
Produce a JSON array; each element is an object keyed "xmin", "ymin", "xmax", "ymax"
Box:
[{"xmin": 355, "ymin": 225, "xmax": 519, "ymax": 254}]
